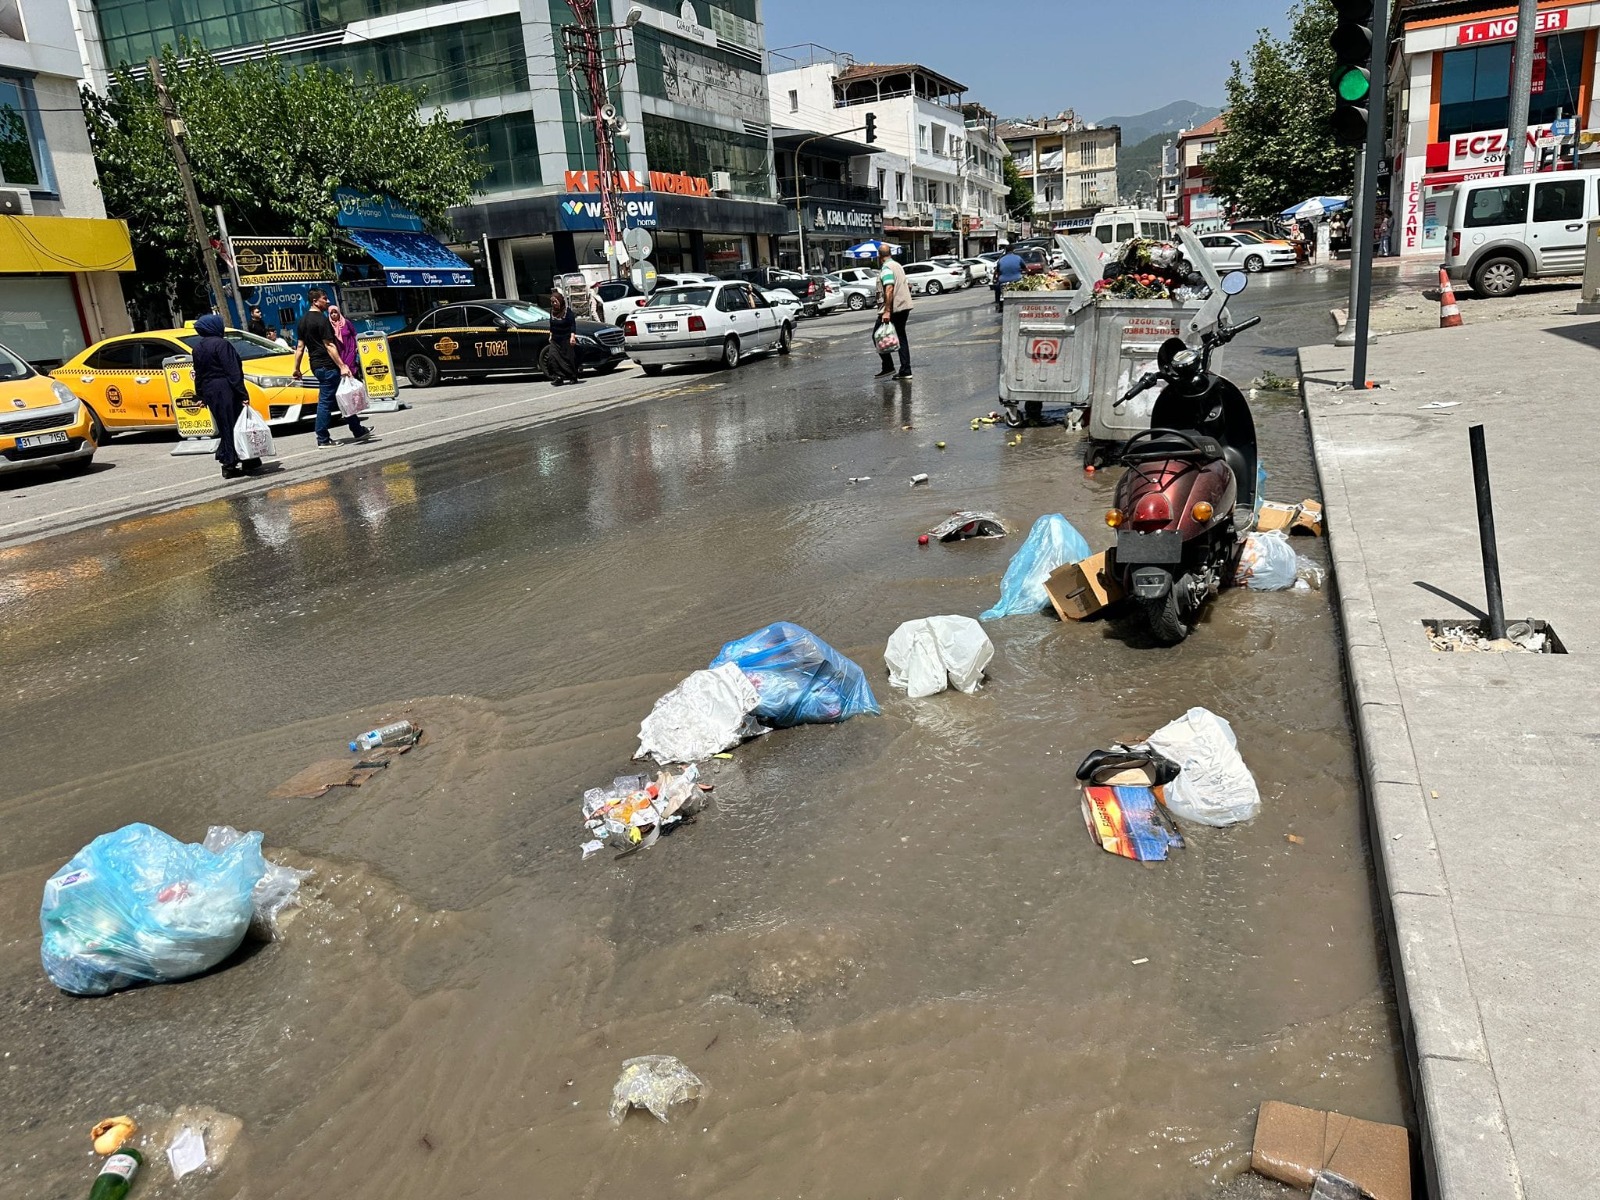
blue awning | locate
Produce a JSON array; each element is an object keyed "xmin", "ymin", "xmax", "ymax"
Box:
[{"xmin": 344, "ymin": 230, "xmax": 474, "ymax": 287}]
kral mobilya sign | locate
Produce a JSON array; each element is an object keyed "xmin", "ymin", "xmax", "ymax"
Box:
[
  {"xmin": 564, "ymin": 170, "xmax": 713, "ymax": 197},
  {"xmin": 231, "ymin": 237, "xmax": 335, "ymax": 285}
]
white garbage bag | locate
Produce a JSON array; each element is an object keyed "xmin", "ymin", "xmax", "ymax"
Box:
[
  {"xmin": 884, "ymin": 616, "xmax": 994, "ymax": 698},
  {"xmin": 1234, "ymin": 529, "xmax": 1297, "ymax": 591},
  {"xmin": 635, "ymin": 662, "xmax": 767, "ymax": 764},
  {"xmin": 1145, "ymin": 707, "xmax": 1260, "ymax": 827}
]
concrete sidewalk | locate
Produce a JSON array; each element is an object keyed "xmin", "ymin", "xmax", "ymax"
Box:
[{"xmin": 1300, "ymin": 316, "xmax": 1600, "ymax": 1200}]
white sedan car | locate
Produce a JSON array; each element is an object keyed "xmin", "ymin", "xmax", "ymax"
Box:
[
  {"xmin": 1197, "ymin": 232, "xmax": 1298, "ymax": 273},
  {"xmin": 759, "ymin": 288, "xmax": 803, "ymax": 325},
  {"xmin": 902, "ymin": 261, "xmax": 968, "ymax": 295},
  {"xmin": 624, "ymin": 279, "xmax": 794, "ymax": 375}
]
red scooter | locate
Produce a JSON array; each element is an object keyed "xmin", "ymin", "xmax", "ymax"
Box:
[{"xmin": 1104, "ymin": 272, "xmax": 1260, "ymax": 644}]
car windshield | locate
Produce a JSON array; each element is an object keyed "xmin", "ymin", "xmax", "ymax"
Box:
[
  {"xmin": 647, "ymin": 287, "xmax": 714, "ymax": 308},
  {"xmin": 0, "ymin": 342, "xmax": 34, "ymax": 381},
  {"xmin": 177, "ymin": 330, "xmax": 291, "ymax": 360},
  {"xmin": 500, "ymin": 304, "xmax": 551, "ymax": 326}
]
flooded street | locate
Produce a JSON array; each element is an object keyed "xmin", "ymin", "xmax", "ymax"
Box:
[{"xmin": 0, "ymin": 272, "xmax": 1408, "ymax": 1198}]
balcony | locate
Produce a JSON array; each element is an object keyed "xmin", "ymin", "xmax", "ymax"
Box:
[{"xmin": 778, "ymin": 177, "xmax": 882, "ymax": 206}]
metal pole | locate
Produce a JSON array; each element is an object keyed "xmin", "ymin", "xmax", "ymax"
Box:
[
  {"xmin": 564, "ymin": 1, "xmax": 622, "ymax": 279},
  {"xmin": 1468, "ymin": 424, "xmax": 1508, "ymax": 640},
  {"xmin": 1336, "ymin": 147, "xmax": 1366, "ymax": 347},
  {"xmin": 1351, "ymin": 0, "xmax": 1391, "ymax": 390},
  {"xmin": 481, "ymin": 233, "xmax": 497, "ymax": 296},
  {"xmin": 212, "ymin": 204, "xmax": 246, "ymax": 327},
  {"xmin": 1504, "ymin": 0, "xmax": 1539, "ymax": 177},
  {"xmin": 149, "ymin": 56, "xmax": 226, "ymax": 317}
]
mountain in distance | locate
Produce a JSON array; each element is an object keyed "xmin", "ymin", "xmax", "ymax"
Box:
[{"xmin": 1096, "ymin": 101, "xmax": 1221, "ymax": 149}]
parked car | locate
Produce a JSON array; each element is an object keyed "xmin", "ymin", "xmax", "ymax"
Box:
[
  {"xmin": 902, "ymin": 261, "xmax": 969, "ymax": 295},
  {"xmin": 592, "ymin": 277, "xmax": 651, "ymax": 326},
  {"xmin": 1013, "ymin": 247, "xmax": 1049, "ymax": 275},
  {"xmin": 739, "ymin": 266, "xmax": 825, "ymax": 314},
  {"xmin": 929, "ymin": 255, "xmax": 975, "ymax": 285},
  {"xmin": 1197, "ymin": 231, "xmax": 1298, "ymax": 273},
  {"xmin": 624, "ymin": 279, "xmax": 794, "ymax": 374},
  {"xmin": 826, "ymin": 271, "xmax": 878, "ymax": 311},
  {"xmin": 389, "ymin": 299, "xmax": 627, "ymax": 388},
  {"xmin": 655, "ymin": 272, "xmax": 721, "ymax": 287},
  {"xmin": 961, "ymin": 256, "xmax": 995, "ymax": 283},
  {"xmin": 53, "ymin": 326, "xmax": 315, "ymax": 440},
  {"xmin": 2, "ymin": 339, "xmax": 97, "ymax": 475},
  {"xmin": 1089, "ymin": 207, "xmax": 1173, "ymax": 251},
  {"xmin": 758, "ymin": 288, "xmax": 803, "ymax": 325},
  {"xmin": 1444, "ymin": 168, "xmax": 1599, "ymax": 297},
  {"xmin": 835, "ymin": 267, "xmax": 882, "ymax": 293}
]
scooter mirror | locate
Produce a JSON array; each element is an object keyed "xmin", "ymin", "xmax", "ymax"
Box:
[{"xmin": 1221, "ymin": 270, "xmax": 1249, "ymax": 296}]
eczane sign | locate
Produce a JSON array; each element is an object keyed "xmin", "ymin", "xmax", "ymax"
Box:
[{"xmin": 1447, "ymin": 124, "xmax": 1556, "ymax": 169}]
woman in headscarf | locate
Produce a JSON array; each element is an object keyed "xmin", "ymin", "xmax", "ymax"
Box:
[
  {"xmin": 192, "ymin": 313, "xmax": 261, "ymax": 479},
  {"xmin": 328, "ymin": 303, "xmax": 361, "ymax": 377},
  {"xmin": 546, "ymin": 290, "xmax": 580, "ymax": 386}
]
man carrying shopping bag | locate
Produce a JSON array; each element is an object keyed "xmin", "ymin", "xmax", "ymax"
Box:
[
  {"xmin": 874, "ymin": 246, "xmax": 913, "ymax": 381},
  {"xmin": 292, "ymin": 288, "xmax": 371, "ymax": 448}
]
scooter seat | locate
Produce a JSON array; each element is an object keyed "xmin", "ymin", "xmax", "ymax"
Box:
[{"xmin": 1122, "ymin": 431, "xmax": 1226, "ymax": 465}]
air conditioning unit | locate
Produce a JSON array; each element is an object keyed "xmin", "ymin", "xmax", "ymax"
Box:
[
  {"xmin": 710, "ymin": 171, "xmax": 733, "ymax": 193},
  {"xmin": 0, "ymin": 186, "xmax": 33, "ymax": 216}
]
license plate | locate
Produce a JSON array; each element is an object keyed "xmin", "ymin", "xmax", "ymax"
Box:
[
  {"xmin": 1116, "ymin": 528, "xmax": 1183, "ymax": 565},
  {"xmin": 17, "ymin": 431, "xmax": 69, "ymax": 449},
  {"xmin": 647, "ymin": 322, "xmax": 676, "ymax": 333}
]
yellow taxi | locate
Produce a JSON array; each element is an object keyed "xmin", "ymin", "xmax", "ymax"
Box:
[
  {"xmin": 52, "ymin": 326, "xmax": 319, "ymax": 440},
  {"xmin": 0, "ymin": 339, "xmax": 97, "ymax": 476}
]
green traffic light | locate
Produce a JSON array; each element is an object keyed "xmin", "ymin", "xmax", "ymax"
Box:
[{"xmin": 1336, "ymin": 66, "xmax": 1371, "ymax": 102}]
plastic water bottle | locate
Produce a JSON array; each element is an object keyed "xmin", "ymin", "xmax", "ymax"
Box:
[
  {"xmin": 89, "ymin": 1148, "xmax": 142, "ymax": 1200},
  {"xmin": 350, "ymin": 721, "xmax": 414, "ymax": 752}
]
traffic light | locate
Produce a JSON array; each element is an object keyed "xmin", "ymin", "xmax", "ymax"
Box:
[
  {"xmin": 864, "ymin": 111, "xmax": 876, "ymax": 144},
  {"xmin": 1329, "ymin": 0, "xmax": 1374, "ymax": 145}
]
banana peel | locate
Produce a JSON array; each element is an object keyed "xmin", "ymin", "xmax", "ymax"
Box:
[{"xmin": 92, "ymin": 1115, "xmax": 137, "ymax": 1155}]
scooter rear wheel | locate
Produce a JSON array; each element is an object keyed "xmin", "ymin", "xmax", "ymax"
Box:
[{"xmin": 1143, "ymin": 573, "xmax": 1199, "ymax": 645}]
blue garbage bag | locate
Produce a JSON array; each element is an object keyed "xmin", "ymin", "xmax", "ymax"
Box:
[
  {"xmin": 710, "ymin": 622, "xmax": 880, "ymax": 726},
  {"xmin": 980, "ymin": 514, "xmax": 1092, "ymax": 620},
  {"xmin": 40, "ymin": 823, "xmax": 267, "ymax": 996}
]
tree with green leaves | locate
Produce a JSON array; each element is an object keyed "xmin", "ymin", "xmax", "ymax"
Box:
[
  {"xmin": 1206, "ymin": 0, "xmax": 1357, "ymax": 219},
  {"xmin": 83, "ymin": 44, "xmax": 485, "ymax": 312},
  {"xmin": 1003, "ymin": 156, "xmax": 1035, "ymax": 223}
]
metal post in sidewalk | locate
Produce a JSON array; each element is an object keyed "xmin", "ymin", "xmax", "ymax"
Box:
[
  {"xmin": 1335, "ymin": 147, "xmax": 1367, "ymax": 347},
  {"xmin": 213, "ymin": 205, "xmax": 246, "ymax": 328},
  {"xmin": 1468, "ymin": 424, "xmax": 1508, "ymax": 640},
  {"xmin": 1503, "ymin": 0, "xmax": 1539, "ymax": 177},
  {"xmin": 1350, "ymin": 0, "xmax": 1391, "ymax": 390},
  {"xmin": 149, "ymin": 56, "xmax": 227, "ymax": 319}
]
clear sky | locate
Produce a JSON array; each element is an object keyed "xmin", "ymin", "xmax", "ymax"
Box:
[{"xmin": 763, "ymin": 0, "xmax": 1296, "ymax": 119}]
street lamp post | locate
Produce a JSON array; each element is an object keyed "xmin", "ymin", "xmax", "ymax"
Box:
[{"xmin": 793, "ymin": 132, "xmax": 829, "ymax": 275}]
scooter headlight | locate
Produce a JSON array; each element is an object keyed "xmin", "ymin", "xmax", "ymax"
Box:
[{"xmin": 1172, "ymin": 349, "xmax": 1200, "ymax": 370}]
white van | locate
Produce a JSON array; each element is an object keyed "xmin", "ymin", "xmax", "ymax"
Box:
[
  {"xmin": 1443, "ymin": 168, "xmax": 1597, "ymax": 297},
  {"xmin": 1090, "ymin": 207, "xmax": 1175, "ymax": 251}
]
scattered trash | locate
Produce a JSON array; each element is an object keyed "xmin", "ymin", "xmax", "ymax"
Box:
[
  {"xmin": 1076, "ymin": 747, "xmax": 1185, "ymax": 862},
  {"xmin": 846, "ymin": 476, "xmax": 871, "ymax": 484},
  {"xmin": 1286, "ymin": 834, "xmax": 1306, "ymax": 845},
  {"xmin": 40, "ymin": 823, "xmax": 268, "ymax": 996},
  {"xmin": 1427, "ymin": 619, "xmax": 1551, "ymax": 654},
  {"xmin": 883, "ymin": 616, "xmax": 994, "ymax": 698},
  {"xmin": 271, "ymin": 725, "xmax": 426, "ymax": 798},
  {"xmin": 981, "ymin": 515, "xmax": 1091, "ymax": 620},
  {"xmin": 581, "ymin": 764, "xmax": 703, "ymax": 856},
  {"xmin": 91, "ymin": 1147, "xmax": 142, "ymax": 1198},
  {"xmin": 1045, "ymin": 551, "xmax": 1123, "ymax": 620},
  {"xmin": 91, "ymin": 1116, "xmax": 137, "ymax": 1156},
  {"xmin": 1294, "ymin": 554, "xmax": 1325, "ymax": 590},
  {"xmin": 349, "ymin": 720, "xmax": 416, "ymax": 752},
  {"xmin": 909, "ymin": 473, "xmax": 929, "ymax": 486},
  {"xmin": 1251, "ymin": 1100, "xmax": 1410, "ymax": 1200},
  {"xmin": 1311, "ymin": 1173, "xmax": 1365, "ymax": 1200},
  {"xmin": 1235, "ymin": 530, "xmax": 1299, "ymax": 591},
  {"xmin": 1254, "ymin": 499, "xmax": 1324, "ymax": 536},
  {"xmin": 160, "ymin": 1107, "xmax": 243, "ymax": 1182},
  {"xmin": 635, "ymin": 662, "xmax": 767, "ymax": 764},
  {"xmin": 1418, "ymin": 400, "xmax": 1460, "ymax": 410},
  {"xmin": 202, "ymin": 825, "xmax": 310, "ymax": 941},
  {"xmin": 935, "ymin": 441, "xmax": 946, "ymax": 449},
  {"xmin": 713, "ymin": 752, "xmax": 734, "ymax": 760},
  {"xmin": 167, "ymin": 1126, "xmax": 208, "ymax": 1181},
  {"xmin": 609, "ymin": 1055, "xmax": 706, "ymax": 1124},
  {"xmin": 1131, "ymin": 957, "xmax": 1150, "ymax": 966},
  {"xmin": 928, "ymin": 510, "xmax": 1006, "ymax": 542},
  {"xmin": 710, "ymin": 622, "xmax": 879, "ymax": 727},
  {"xmin": 917, "ymin": 534, "xmax": 930, "ymax": 546},
  {"xmin": 1146, "ymin": 707, "xmax": 1261, "ymax": 827}
]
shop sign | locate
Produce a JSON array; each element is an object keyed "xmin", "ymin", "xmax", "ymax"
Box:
[
  {"xmin": 1403, "ymin": 178, "xmax": 1422, "ymax": 252},
  {"xmin": 334, "ymin": 188, "xmax": 424, "ymax": 232},
  {"xmin": 1456, "ymin": 7, "xmax": 1567, "ymax": 44},
  {"xmin": 232, "ymin": 237, "xmax": 336, "ymax": 286},
  {"xmin": 1447, "ymin": 123, "xmax": 1555, "ymax": 169},
  {"xmin": 634, "ymin": 0, "xmax": 717, "ymax": 48},
  {"xmin": 805, "ymin": 202, "xmax": 881, "ymax": 235},
  {"xmin": 563, "ymin": 170, "xmax": 712, "ymax": 197},
  {"xmin": 559, "ymin": 195, "xmax": 661, "ymax": 231}
]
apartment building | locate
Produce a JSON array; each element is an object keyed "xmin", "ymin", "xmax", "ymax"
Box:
[
  {"xmin": 998, "ymin": 111, "xmax": 1120, "ymax": 232},
  {"xmin": 1175, "ymin": 114, "xmax": 1228, "ymax": 231}
]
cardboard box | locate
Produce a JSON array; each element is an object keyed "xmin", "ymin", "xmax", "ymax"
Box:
[
  {"xmin": 1251, "ymin": 1101, "xmax": 1410, "ymax": 1200},
  {"xmin": 1255, "ymin": 499, "xmax": 1324, "ymax": 536},
  {"xmin": 1045, "ymin": 551, "xmax": 1123, "ymax": 621}
]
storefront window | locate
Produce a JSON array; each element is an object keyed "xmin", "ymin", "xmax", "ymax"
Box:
[
  {"xmin": 2, "ymin": 277, "xmax": 85, "ymax": 367},
  {"xmin": 508, "ymin": 237, "xmax": 559, "ymax": 300},
  {"xmin": 1438, "ymin": 32, "xmax": 1587, "ymax": 141},
  {"xmin": 703, "ymin": 235, "xmax": 749, "ymax": 278},
  {"xmin": 0, "ymin": 76, "xmax": 47, "ymax": 188}
]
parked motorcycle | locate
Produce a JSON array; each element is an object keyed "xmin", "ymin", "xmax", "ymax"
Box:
[{"xmin": 1103, "ymin": 271, "xmax": 1260, "ymax": 644}]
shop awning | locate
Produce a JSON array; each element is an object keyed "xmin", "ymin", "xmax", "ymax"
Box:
[
  {"xmin": 0, "ymin": 215, "xmax": 134, "ymax": 273},
  {"xmin": 343, "ymin": 230, "xmax": 474, "ymax": 287}
]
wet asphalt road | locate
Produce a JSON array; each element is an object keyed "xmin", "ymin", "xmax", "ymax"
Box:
[{"xmin": 0, "ymin": 265, "xmax": 1408, "ymax": 1200}]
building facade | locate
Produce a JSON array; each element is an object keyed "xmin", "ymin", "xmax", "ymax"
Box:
[
  {"xmin": 997, "ymin": 112, "xmax": 1120, "ymax": 233},
  {"xmin": 1, "ymin": 0, "xmax": 132, "ymax": 365},
  {"xmin": 1156, "ymin": 139, "xmax": 1182, "ymax": 219},
  {"xmin": 72, "ymin": 0, "xmax": 789, "ymax": 300},
  {"xmin": 1176, "ymin": 114, "xmax": 1228, "ymax": 230},
  {"xmin": 771, "ymin": 127, "xmax": 882, "ymax": 271},
  {"xmin": 768, "ymin": 53, "xmax": 1011, "ymax": 259},
  {"xmin": 1389, "ymin": 0, "xmax": 1600, "ymax": 257}
]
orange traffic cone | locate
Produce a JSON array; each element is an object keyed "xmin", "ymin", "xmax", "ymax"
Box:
[{"xmin": 1438, "ymin": 268, "xmax": 1463, "ymax": 329}]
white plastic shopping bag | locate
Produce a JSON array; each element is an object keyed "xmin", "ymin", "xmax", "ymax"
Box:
[
  {"xmin": 872, "ymin": 321, "xmax": 900, "ymax": 353},
  {"xmin": 885, "ymin": 616, "xmax": 994, "ymax": 698},
  {"xmin": 1145, "ymin": 707, "xmax": 1260, "ymax": 827},
  {"xmin": 336, "ymin": 375, "xmax": 369, "ymax": 417},
  {"xmin": 233, "ymin": 406, "xmax": 275, "ymax": 459}
]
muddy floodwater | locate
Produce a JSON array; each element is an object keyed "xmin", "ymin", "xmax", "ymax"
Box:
[{"xmin": 1, "ymin": 281, "xmax": 1407, "ymax": 1198}]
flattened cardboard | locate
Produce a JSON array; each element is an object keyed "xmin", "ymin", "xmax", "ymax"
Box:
[
  {"xmin": 1251, "ymin": 1100, "xmax": 1410, "ymax": 1200},
  {"xmin": 1256, "ymin": 499, "xmax": 1324, "ymax": 537},
  {"xmin": 1045, "ymin": 551, "xmax": 1123, "ymax": 621}
]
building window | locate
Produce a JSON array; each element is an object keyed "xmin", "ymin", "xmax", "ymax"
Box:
[
  {"xmin": 1438, "ymin": 31, "xmax": 1586, "ymax": 141},
  {"xmin": 0, "ymin": 75, "xmax": 49, "ymax": 189},
  {"xmin": 461, "ymin": 110, "xmax": 541, "ymax": 193},
  {"xmin": 895, "ymin": 171, "xmax": 905, "ymax": 201},
  {"xmin": 643, "ymin": 113, "xmax": 770, "ymax": 199},
  {"xmin": 918, "ymin": 125, "xmax": 929, "ymax": 150},
  {"xmin": 876, "ymin": 166, "xmax": 886, "ymax": 197},
  {"xmin": 788, "ymin": 89, "xmax": 798, "ymax": 112},
  {"xmin": 1079, "ymin": 139, "xmax": 1095, "ymax": 164}
]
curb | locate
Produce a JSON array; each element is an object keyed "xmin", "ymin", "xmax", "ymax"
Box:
[{"xmin": 1298, "ymin": 351, "xmax": 1525, "ymax": 1200}]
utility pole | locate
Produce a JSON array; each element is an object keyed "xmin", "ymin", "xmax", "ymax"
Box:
[
  {"xmin": 149, "ymin": 56, "xmax": 226, "ymax": 318},
  {"xmin": 1503, "ymin": 0, "xmax": 1539, "ymax": 177},
  {"xmin": 561, "ymin": 2, "xmax": 637, "ymax": 280}
]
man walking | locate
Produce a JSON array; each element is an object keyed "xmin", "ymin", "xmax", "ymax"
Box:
[
  {"xmin": 875, "ymin": 247, "xmax": 913, "ymax": 380},
  {"xmin": 994, "ymin": 245, "xmax": 1025, "ymax": 310},
  {"xmin": 292, "ymin": 288, "xmax": 370, "ymax": 447}
]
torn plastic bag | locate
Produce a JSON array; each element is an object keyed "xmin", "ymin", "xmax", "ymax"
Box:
[
  {"xmin": 884, "ymin": 616, "xmax": 994, "ymax": 698},
  {"xmin": 636, "ymin": 662, "xmax": 767, "ymax": 764},
  {"xmin": 1234, "ymin": 529, "xmax": 1298, "ymax": 591},
  {"xmin": 1294, "ymin": 554, "xmax": 1325, "ymax": 591},
  {"xmin": 40, "ymin": 823, "xmax": 267, "ymax": 996},
  {"xmin": 710, "ymin": 622, "xmax": 879, "ymax": 726},
  {"xmin": 582, "ymin": 764, "xmax": 702, "ymax": 856},
  {"xmin": 1145, "ymin": 707, "xmax": 1261, "ymax": 827},
  {"xmin": 980, "ymin": 514, "xmax": 1091, "ymax": 620},
  {"xmin": 609, "ymin": 1055, "xmax": 706, "ymax": 1124},
  {"xmin": 929, "ymin": 511, "xmax": 1006, "ymax": 542},
  {"xmin": 202, "ymin": 826, "xmax": 310, "ymax": 941}
]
